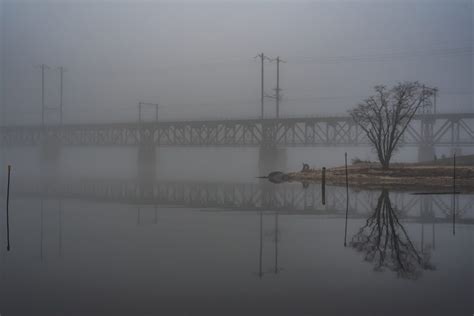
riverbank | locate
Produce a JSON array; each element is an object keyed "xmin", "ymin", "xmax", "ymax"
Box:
[{"xmin": 287, "ymin": 158, "xmax": 474, "ymax": 192}]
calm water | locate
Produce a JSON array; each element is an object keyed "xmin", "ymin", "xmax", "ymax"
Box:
[{"xmin": 0, "ymin": 179, "xmax": 473, "ymax": 316}]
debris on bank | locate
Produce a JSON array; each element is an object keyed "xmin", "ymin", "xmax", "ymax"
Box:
[{"xmin": 257, "ymin": 171, "xmax": 289, "ymax": 184}]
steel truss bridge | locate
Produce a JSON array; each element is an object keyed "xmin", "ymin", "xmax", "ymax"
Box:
[
  {"xmin": 1, "ymin": 113, "xmax": 473, "ymax": 148},
  {"xmin": 5, "ymin": 178, "xmax": 473, "ymax": 223}
]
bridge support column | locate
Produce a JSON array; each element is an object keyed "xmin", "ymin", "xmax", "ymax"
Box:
[
  {"xmin": 417, "ymin": 145, "xmax": 435, "ymax": 162},
  {"xmin": 137, "ymin": 145, "xmax": 156, "ymax": 182},
  {"xmin": 258, "ymin": 146, "xmax": 286, "ymax": 175},
  {"xmin": 39, "ymin": 136, "xmax": 61, "ymax": 178},
  {"xmin": 418, "ymin": 115, "xmax": 436, "ymax": 162}
]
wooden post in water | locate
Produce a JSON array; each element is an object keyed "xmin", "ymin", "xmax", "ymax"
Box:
[
  {"xmin": 274, "ymin": 212, "xmax": 279, "ymax": 274},
  {"xmin": 258, "ymin": 211, "xmax": 263, "ymax": 279},
  {"xmin": 6, "ymin": 165, "xmax": 11, "ymax": 251},
  {"xmin": 58, "ymin": 200, "xmax": 62, "ymax": 257},
  {"xmin": 344, "ymin": 153, "xmax": 349, "ymax": 247},
  {"xmin": 40, "ymin": 200, "xmax": 43, "ymax": 261},
  {"xmin": 453, "ymin": 154, "xmax": 456, "ymax": 235},
  {"xmin": 321, "ymin": 167, "xmax": 326, "ymax": 205}
]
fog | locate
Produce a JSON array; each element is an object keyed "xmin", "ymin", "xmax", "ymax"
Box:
[
  {"xmin": 0, "ymin": 0, "xmax": 473, "ymax": 180},
  {"xmin": 1, "ymin": 0, "xmax": 472, "ymax": 124},
  {"xmin": 1, "ymin": 3, "xmax": 474, "ymax": 315}
]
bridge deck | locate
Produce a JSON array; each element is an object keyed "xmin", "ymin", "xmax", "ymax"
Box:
[{"xmin": 1, "ymin": 113, "xmax": 473, "ymax": 147}]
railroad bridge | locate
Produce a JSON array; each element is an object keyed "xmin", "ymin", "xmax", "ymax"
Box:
[{"xmin": 1, "ymin": 112, "xmax": 473, "ymax": 175}]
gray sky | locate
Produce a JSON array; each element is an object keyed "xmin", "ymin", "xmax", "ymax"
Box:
[{"xmin": 1, "ymin": 0, "xmax": 472, "ymax": 125}]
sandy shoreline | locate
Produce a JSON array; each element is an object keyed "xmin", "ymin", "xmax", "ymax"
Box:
[{"xmin": 286, "ymin": 163, "xmax": 474, "ymax": 192}]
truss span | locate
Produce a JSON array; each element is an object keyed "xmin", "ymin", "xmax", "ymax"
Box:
[{"xmin": 1, "ymin": 113, "xmax": 473, "ymax": 147}]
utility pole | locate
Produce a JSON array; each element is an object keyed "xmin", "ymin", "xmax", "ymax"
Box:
[
  {"xmin": 37, "ymin": 64, "xmax": 50, "ymax": 126},
  {"xmin": 58, "ymin": 66, "xmax": 66, "ymax": 124},
  {"xmin": 273, "ymin": 56, "xmax": 285, "ymax": 119},
  {"xmin": 255, "ymin": 53, "xmax": 270, "ymax": 119},
  {"xmin": 42, "ymin": 64, "xmax": 45, "ymax": 126},
  {"xmin": 274, "ymin": 212, "xmax": 279, "ymax": 274}
]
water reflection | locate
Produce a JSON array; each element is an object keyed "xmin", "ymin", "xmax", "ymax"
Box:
[
  {"xmin": 1, "ymin": 182, "xmax": 473, "ymax": 315},
  {"xmin": 5, "ymin": 177, "xmax": 474, "ymax": 222},
  {"xmin": 257, "ymin": 212, "xmax": 281, "ymax": 279},
  {"xmin": 350, "ymin": 190, "xmax": 436, "ymax": 279},
  {"xmin": 40, "ymin": 200, "xmax": 43, "ymax": 260},
  {"xmin": 38, "ymin": 199, "xmax": 64, "ymax": 259},
  {"xmin": 137, "ymin": 206, "xmax": 159, "ymax": 225}
]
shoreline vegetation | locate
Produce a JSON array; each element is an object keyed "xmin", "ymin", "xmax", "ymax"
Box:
[{"xmin": 285, "ymin": 155, "xmax": 474, "ymax": 192}]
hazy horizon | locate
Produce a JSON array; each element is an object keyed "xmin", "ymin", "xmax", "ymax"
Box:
[{"xmin": 1, "ymin": 0, "xmax": 472, "ymax": 125}]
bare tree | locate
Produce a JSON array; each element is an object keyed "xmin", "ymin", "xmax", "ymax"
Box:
[
  {"xmin": 350, "ymin": 190, "xmax": 435, "ymax": 279},
  {"xmin": 350, "ymin": 82, "xmax": 436, "ymax": 169}
]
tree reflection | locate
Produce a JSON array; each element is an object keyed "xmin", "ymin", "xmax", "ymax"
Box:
[{"xmin": 350, "ymin": 190, "xmax": 435, "ymax": 279}]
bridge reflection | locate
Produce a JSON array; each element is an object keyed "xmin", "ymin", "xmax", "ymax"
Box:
[
  {"xmin": 2, "ymin": 182, "xmax": 472, "ymax": 283},
  {"xmin": 4, "ymin": 178, "xmax": 474, "ymax": 223}
]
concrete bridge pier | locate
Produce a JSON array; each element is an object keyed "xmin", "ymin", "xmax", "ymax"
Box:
[
  {"xmin": 418, "ymin": 117, "xmax": 435, "ymax": 162},
  {"xmin": 258, "ymin": 146, "xmax": 287, "ymax": 176},
  {"xmin": 39, "ymin": 136, "xmax": 61, "ymax": 179},
  {"xmin": 137, "ymin": 144, "xmax": 157, "ymax": 182}
]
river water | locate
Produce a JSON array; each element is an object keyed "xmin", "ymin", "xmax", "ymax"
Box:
[{"xmin": 0, "ymin": 176, "xmax": 473, "ymax": 316}]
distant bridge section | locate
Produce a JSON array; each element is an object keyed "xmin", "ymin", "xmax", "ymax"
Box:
[
  {"xmin": 1, "ymin": 113, "xmax": 473, "ymax": 174},
  {"xmin": 1, "ymin": 113, "xmax": 473, "ymax": 148}
]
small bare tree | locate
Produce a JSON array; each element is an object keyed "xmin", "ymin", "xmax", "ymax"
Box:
[{"xmin": 350, "ymin": 82, "xmax": 436, "ymax": 169}]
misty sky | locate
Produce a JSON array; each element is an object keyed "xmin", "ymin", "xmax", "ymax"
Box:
[{"xmin": 1, "ymin": 0, "xmax": 472, "ymax": 125}]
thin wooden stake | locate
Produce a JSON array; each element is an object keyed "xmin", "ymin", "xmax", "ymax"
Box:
[
  {"xmin": 321, "ymin": 167, "xmax": 326, "ymax": 205},
  {"xmin": 453, "ymin": 154, "xmax": 456, "ymax": 235},
  {"xmin": 6, "ymin": 165, "xmax": 11, "ymax": 251},
  {"xmin": 344, "ymin": 153, "xmax": 349, "ymax": 247},
  {"xmin": 259, "ymin": 211, "xmax": 263, "ymax": 278}
]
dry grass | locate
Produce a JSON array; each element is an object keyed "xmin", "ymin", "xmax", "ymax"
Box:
[{"xmin": 288, "ymin": 163, "xmax": 474, "ymax": 192}]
